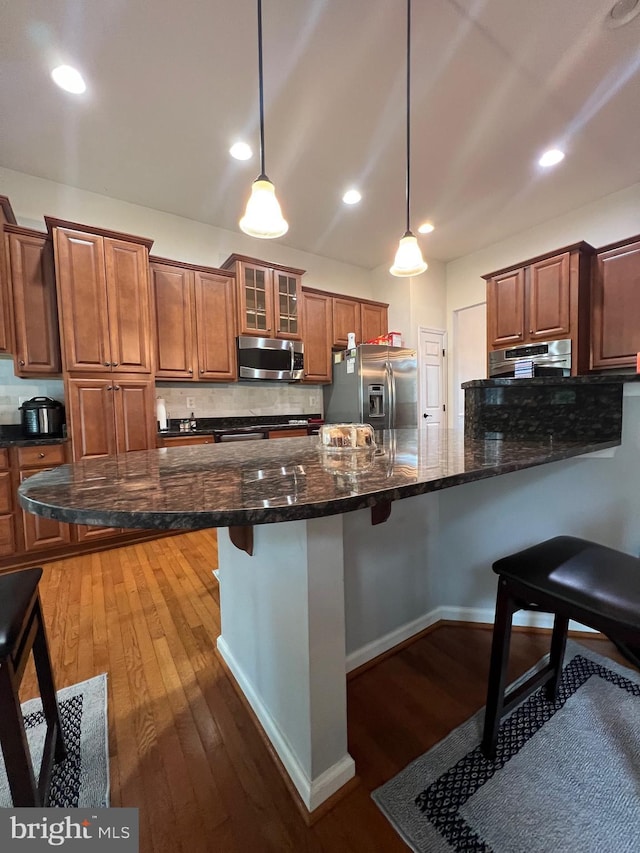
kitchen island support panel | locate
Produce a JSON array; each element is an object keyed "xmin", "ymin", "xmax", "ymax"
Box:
[{"xmin": 217, "ymin": 515, "xmax": 355, "ymax": 811}]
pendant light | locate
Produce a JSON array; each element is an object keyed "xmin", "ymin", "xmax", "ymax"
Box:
[
  {"xmin": 239, "ymin": 0, "xmax": 288, "ymax": 239},
  {"xmin": 390, "ymin": 0, "xmax": 427, "ymax": 277}
]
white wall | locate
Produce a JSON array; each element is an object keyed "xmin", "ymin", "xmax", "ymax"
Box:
[
  {"xmin": 445, "ymin": 181, "xmax": 640, "ymax": 424},
  {"xmin": 0, "ymin": 166, "xmax": 373, "ymax": 299},
  {"xmin": 369, "ymin": 256, "xmax": 447, "ymax": 349}
]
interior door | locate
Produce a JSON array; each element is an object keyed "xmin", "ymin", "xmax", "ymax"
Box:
[{"xmin": 418, "ymin": 328, "xmax": 446, "ymax": 433}]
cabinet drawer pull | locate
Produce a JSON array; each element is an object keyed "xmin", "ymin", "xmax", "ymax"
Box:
[{"xmin": 38, "ymin": 452, "xmax": 45, "ymax": 458}]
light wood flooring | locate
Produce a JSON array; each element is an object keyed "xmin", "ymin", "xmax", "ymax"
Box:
[{"xmin": 20, "ymin": 530, "xmax": 629, "ymax": 852}]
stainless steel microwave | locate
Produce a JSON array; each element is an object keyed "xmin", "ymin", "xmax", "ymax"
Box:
[{"xmin": 237, "ymin": 336, "xmax": 304, "ymax": 381}]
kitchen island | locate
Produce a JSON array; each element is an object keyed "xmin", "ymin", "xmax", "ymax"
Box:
[{"xmin": 19, "ymin": 389, "xmax": 637, "ymax": 813}]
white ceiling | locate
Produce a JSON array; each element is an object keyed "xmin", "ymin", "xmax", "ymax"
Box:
[{"xmin": 1, "ymin": 0, "xmax": 639, "ymax": 269}]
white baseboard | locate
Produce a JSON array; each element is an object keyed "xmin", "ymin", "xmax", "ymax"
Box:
[
  {"xmin": 346, "ymin": 606, "xmax": 598, "ymax": 672},
  {"xmin": 217, "ymin": 636, "xmax": 356, "ymax": 812}
]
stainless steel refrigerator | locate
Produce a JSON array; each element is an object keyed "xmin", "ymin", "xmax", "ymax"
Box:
[{"xmin": 323, "ymin": 345, "xmax": 417, "ymax": 428}]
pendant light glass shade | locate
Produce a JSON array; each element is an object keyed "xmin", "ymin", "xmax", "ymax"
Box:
[
  {"xmin": 240, "ymin": 177, "xmax": 288, "ymax": 239},
  {"xmin": 239, "ymin": 0, "xmax": 288, "ymax": 240},
  {"xmin": 390, "ymin": 0, "xmax": 427, "ymax": 278},
  {"xmin": 390, "ymin": 231, "xmax": 427, "ymax": 277}
]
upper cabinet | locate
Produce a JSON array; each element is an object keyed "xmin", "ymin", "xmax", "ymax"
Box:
[
  {"xmin": 332, "ymin": 295, "xmax": 388, "ymax": 348},
  {"xmin": 4, "ymin": 226, "xmax": 61, "ymax": 376},
  {"xmin": 46, "ymin": 218, "xmax": 154, "ymax": 374},
  {"xmin": 301, "ymin": 288, "xmax": 333, "ymax": 383},
  {"xmin": 221, "ymin": 254, "xmax": 304, "ymax": 340},
  {"xmin": 0, "ymin": 196, "xmax": 18, "ymax": 354},
  {"xmin": 150, "ymin": 256, "xmax": 237, "ymax": 381},
  {"xmin": 484, "ymin": 242, "xmax": 594, "ymax": 374},
  {"xmin": 591, "ymin": 234, "xmax": 640, "ymax": 371}
]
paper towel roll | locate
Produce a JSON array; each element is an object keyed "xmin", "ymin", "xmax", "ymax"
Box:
[{"xmin": 156, "ymin": 397, "xmax": 168, "ymax": 430}]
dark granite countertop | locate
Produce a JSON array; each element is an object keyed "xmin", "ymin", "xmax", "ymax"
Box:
[
  {"xmin": 18, "ymin": 428, "xmax": 618, "ymax": 530},
  {"xmin": 0, "ymin": 426, "xmax": 68, "ymax": 448},
  {"xmin": 462, "ymin": 374, "xmax": 640, "ymax": 388}
]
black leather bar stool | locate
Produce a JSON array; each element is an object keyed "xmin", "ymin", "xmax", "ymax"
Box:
[
  {"xmin": 481, "ymin": 535, "xmax": 640, "ymax": 759},
  {"xmin": 0, "ymin": 567, "xmax": 66, "ymax": 805}
]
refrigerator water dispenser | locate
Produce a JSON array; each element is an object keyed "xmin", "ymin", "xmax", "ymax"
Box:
[{"xmin": 368, "ymin": 385, "xmax": 385, "ymax": 418}]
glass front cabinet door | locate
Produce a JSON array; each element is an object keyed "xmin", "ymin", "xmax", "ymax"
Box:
[{"xmin": 222, "ymin": 255, "xmax": 304, "ymax": 341}]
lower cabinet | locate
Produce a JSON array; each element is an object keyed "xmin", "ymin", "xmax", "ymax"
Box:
[
  {"xmin": 0, "ymin": 449, "xmax": 16, "ymax": 557},
  {"xmin": 17, "ymin": 444, "xmax": 72, "ymax": 551},
  {"xmin": 267, "ymin": 429, "xmax": 308, "ymax": 439},
  {"xmin": 65, "ymin": 375, "xmax": 157, "ymax": 542},
  {"xmin": 66, "ymin": 375, "xmax": 156, "ymax": 460},
  {"xmin": 157, "ymin": 434, "xmax": 214, "ymax": 447}
]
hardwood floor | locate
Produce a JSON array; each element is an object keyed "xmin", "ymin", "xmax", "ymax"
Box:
[{"xmin": 20, "ymin": 530, "xmax": 629, "ymax": 852}]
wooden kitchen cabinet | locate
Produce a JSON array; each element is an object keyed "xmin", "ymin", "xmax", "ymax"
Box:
[
  {"xmin": 157, "ymin": 434, "xmax": 214, "ymax": 447},
  {"xmin": 4, "ymin": 225, "xmax": 61, "ymax": 376},
  {"xmin": 301, "ymin": 288, "xmax": 333, "ymax": 383},
  {"xmin": 151, "ymin": 256, "xmax": 237, "ymax": 381},
  {"xmin": 267, "ymin": 428, "xmax": 308, "ymax": 439},
  {"xmin": 332, "ymin": 295, "xmax": 388, "ymax": 348},
  {"xmin": 16, "ymin": 443, "xmax": 72, "ymax": 551},
  {"xmin": 47, "ymin": 218, "xmax": 154, "ymax": 374},
  {"xmin": 591, "ymin": 234, "xmax": 640, "ymax": 370},
  {"xmin": 332, "ymin": 296, "xmax": 361, "ymax": 347},
  {"xmin": 484, "ymin": 242, "xmax": 594, "ymax": 374},
  {"xmin": 66, "ymin": 375, "xmax": 156, "ymax": 461},
  {"xmin": 0, "ymin": 448, "xmax": 16, "ymax": 557},
  {"xmin": 66, "ymin": 375, "xmax": 156, "ymax": 540},
  {"xmin": 222, "ymin": 254, "xmax": 304, "ymax": 340},
  {"xmin": 0, "ymin": 196, "xmax": 18, "ymax": 354},
  {"xmin": 360, "ymin": 300, "xmax": 388, "ymax": 343}
]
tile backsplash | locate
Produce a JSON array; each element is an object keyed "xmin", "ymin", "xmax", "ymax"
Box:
[
  {"xmin": 0, "ymin": 356, "xmax": 323, "ymax": 425},
  {"xmin": 0, "ymin": 357, "xmax": 65, "ymax": 424},
  {"xmin": 154, "ymin": 381, "xmax": 323, "ymax": 420}
]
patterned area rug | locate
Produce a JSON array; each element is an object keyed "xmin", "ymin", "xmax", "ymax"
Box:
[
  {"xmin": 372, "ymin": 641, "xmax": 640, "ymax": 853},
  {"xmin": 0, "ymin": 673, "xmax": 109, "ymax": 808}
]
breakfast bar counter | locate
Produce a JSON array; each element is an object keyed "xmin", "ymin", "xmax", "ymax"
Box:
[
  {"xmin": 17, "ymin": 429, "xmax": 619, "ymax": 530},
  {"xmin": 17, "ymin": 420, "xmax": 627, "ymax": 813}
]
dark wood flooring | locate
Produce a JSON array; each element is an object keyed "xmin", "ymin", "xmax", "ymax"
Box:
[{"xmin": 19, "ymin": 530, "xmax": 629, "ymax": 852}]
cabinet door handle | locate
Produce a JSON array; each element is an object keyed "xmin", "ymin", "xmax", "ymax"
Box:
[
  {"xmin": 19, "ymin": 360, "xmax": 25, "ymax": 366},
  {"xmin": 112, "ymin": 362, "xmax": 119, "ymax": 367},
  {"xmin": 199, "ymin": 369, "xmax": 203, "ymax": 374},
  {"xmin": 188, "ymin": 369, "xmax": 193, "ymax": 374},
  {"xmin": 103, "ymin": 362, "xmax": 111, "ymax": 367},
  {"xmin": 107, "ymin": 386, "xmax": 113, "ymax": 391},
  {"xmin": 113, "ymin": 385, "xmax": 120, "ymax": 391}
]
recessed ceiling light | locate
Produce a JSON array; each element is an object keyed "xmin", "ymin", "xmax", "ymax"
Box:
[
  {"xmin": 230, "ymin": 142, "xmax": 253, "ymax": 161},
  {"xmin": 606, "ymin": 0, "xmax": 640, "ymax": 28},
  {"xmin": 418, "ymin": 222, "xmax": 434, "ymax": 234},
  {"xmin": 538, "ymin": 148, "xmax": 565, "ymax": 168},
  {"xmin": 342, "ymin": 189, "xmax": 362, "ymax": 205},
  {"xmin": 51, "ymin": 65, "xmax": 86, "ymax": 94}
]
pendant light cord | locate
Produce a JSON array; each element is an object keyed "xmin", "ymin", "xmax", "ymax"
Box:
[
  {"xmin": 257, "ymin": 0, "xmax": 267, "ymax": 179},
  {"xmin": 404, "ymin": 0, "xmax": 412, "ymax": 235}
]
